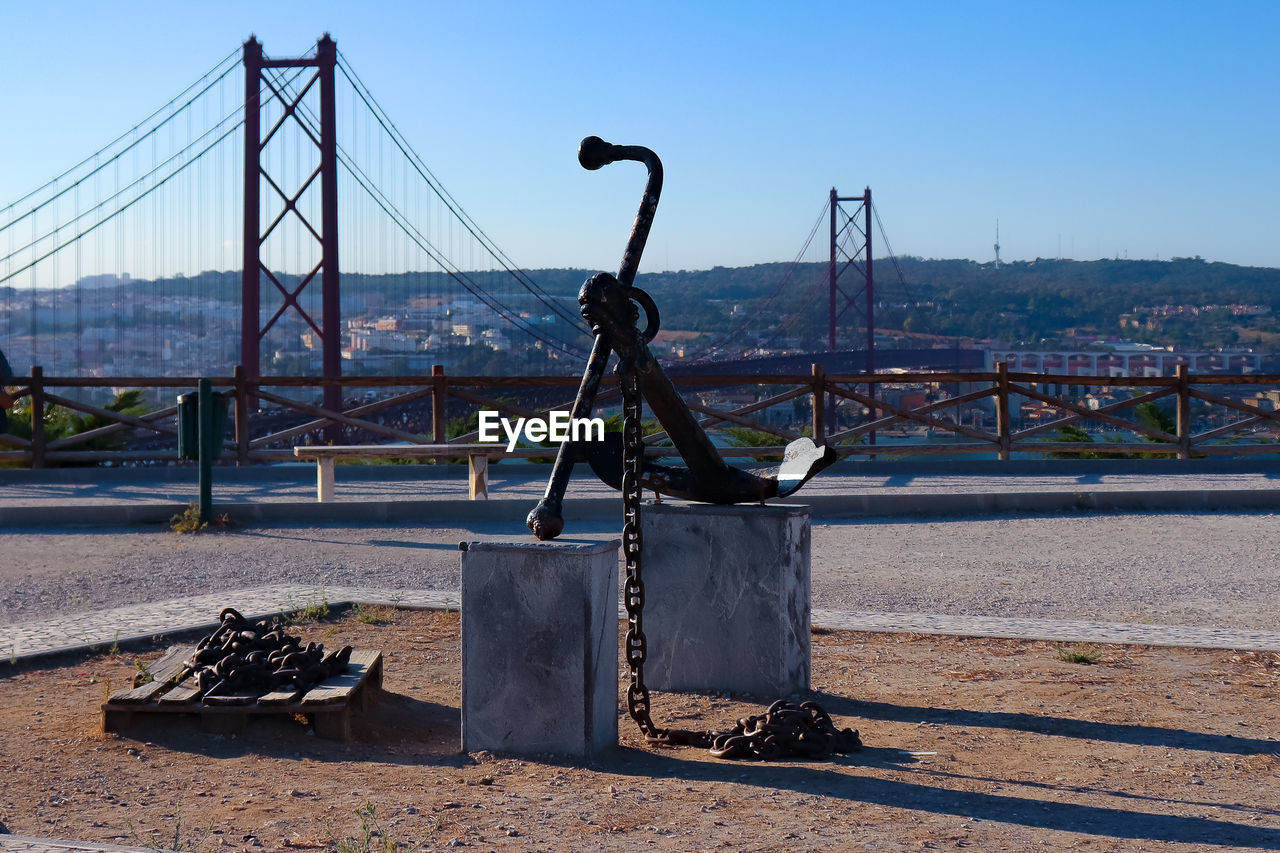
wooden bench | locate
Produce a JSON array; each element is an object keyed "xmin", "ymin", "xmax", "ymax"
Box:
[
  {"xmin": 293, "ymin": 444, "xmax": 558, "ymax": 501},
  {"xmin": 293, "ymin": 443, "xmax": 796, "ymax": 502}
]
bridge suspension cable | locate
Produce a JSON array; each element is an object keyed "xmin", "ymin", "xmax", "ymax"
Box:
[
  {"xmin": 0, "ymin": 66, "xmax": 321, "ymax": 290},
  {"xmin": 685, "ymin": 197, "xmax": 832, "ymax": 362},
  {"xmin": 0, "ymin": 47, "xmax": 240, "ymax": 232},
  {"xmin": 261, "ymin": 64, "xmax": 589, "ymax": 361},
  {"xmin": 871, "ymin": 201, "xmax": 918, "ymax": 312},
  {"xmin": 335, "ymin": 56, "xmax": 588, "ymax": 337},
  {"xmin": 0, "ymin": 114, "xmax": 245, "ymax": 284},
  {"xmin": 1, "ymin": 50, "xmax": 253, "ymax": 377}
]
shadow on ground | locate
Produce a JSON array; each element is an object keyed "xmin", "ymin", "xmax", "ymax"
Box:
[
  {"xmin": 123, "ymin": 686, "xmax": 1280, "ymax": 849},
  {"xmin": 603, "ymin": 746, "xmax": 1280, "ymax": 849},
  {"xmin": 814, "ymin": 691, "xmax": 1279, "ymax": 756}
]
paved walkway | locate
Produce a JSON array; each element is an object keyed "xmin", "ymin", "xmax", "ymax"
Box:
[
  {"xmin": 4, "ymin": 459, "xmax": 1280, "ymax": 526},
  {"xmin": 7, "ymin": 465, "xmax": 1280, "ymax": 506},
  {"xmin": 5, "ymin": 582, "xmax": 1279, "ymax": 667}
]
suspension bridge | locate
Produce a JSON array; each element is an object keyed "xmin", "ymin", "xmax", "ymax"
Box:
[
  {"xmin": 0, "ymin": 36, "xmax": 598, "ymax": 389},
  {"xmin": 0, "ymin": 35, "xmax": 941, "ymax": 402}
]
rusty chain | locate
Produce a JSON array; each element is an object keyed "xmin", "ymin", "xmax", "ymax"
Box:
[
  {"xmin": 620, "ymin": 363, "xmax": 659, "ymax": 739},
  {"xmin": 618, "ymin": 357, "xmax": 861, "ymax": 761},
  {"xmin": 180, "ymin": 607, "xmax": 353, "ymax": 700}
]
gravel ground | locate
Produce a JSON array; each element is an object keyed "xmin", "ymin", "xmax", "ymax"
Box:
[
  {"xmin": 2, "ymin": 509, "xmax": 1277, "ymax": 630},
  {"xmin": 812, "ymin": 511, "xmax": 1280, "ymax": 630}
]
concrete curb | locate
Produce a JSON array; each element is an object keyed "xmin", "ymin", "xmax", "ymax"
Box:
[
  {"xmin": 4, "ymin": 488, "xmax": 1280, "ymax": 528},
  {"xmin": 800, "ymin": 488, "xmax": 1280, "ymax": 516},
  {"xmin": 0, "ymin": 497, "xmax": 620, "ymax": 527}
]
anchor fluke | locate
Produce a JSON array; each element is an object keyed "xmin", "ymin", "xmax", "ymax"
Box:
[{"xmin": 775, "ymin": 437, "xmax": 837, "ymax": 497}]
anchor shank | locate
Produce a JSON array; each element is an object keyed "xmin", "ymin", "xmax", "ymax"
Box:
[{"xmin": 578, "ymin": 136, "xmax": 663, "ymax": 289}]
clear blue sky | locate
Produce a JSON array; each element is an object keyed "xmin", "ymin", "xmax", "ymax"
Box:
[{"xmin": 1, "ymin": 0, "xmax": 1276, "ymax": 273}]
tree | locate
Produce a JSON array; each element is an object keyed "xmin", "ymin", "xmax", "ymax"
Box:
[{"xmin": 3, "ymin": 390, "xmax": 149, "ymax": 465}]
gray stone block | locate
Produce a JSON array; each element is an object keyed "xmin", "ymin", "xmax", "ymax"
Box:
[
  {"xmin": 639, "ymin": 502, "xmax": 810, "ymax": 697},
  {"xmin": 460, "ymin": 538, "xmax": 620, "ymax": 757}
]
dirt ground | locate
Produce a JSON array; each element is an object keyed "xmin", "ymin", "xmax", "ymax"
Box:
[{"xmin": 1, "ymin": 608, "xmax": 1278, "ymax": 852}]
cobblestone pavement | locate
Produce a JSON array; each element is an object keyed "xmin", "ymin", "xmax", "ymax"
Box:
[
  {"xmin": 3, "ymin": 583, "xmax": 1278, "ymax": 667},
  {"xmin": 0, "ymin": 584, "xmax": 456, "ymax": 662},
  {"xmin": 810, "ymin": 609, "xmax": 1280, "ymax": 651}
]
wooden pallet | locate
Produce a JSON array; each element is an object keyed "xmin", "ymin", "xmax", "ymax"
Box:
[{"xmin": 101, "ymin": 645, "xmax": 383, "ymax": 740}]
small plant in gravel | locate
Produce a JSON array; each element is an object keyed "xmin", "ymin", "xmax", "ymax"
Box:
[
  {"xmin": 133, "ymin": 659, "xmax": 154, "ymax": 686},
  {"xmin": 128, "ymin": 808, "xmax": 216, "ymax": 852},
  {"xmin": 292, "ymin": 590, "xmax": 331, "ymax": 624},
  {"xmin": 169, "ymin": 502, "xmax": 206, "ymax": 534},
  {"xmin": 354, "ymin": 603, "xmax": 395, "ymax": 626},
  {"xmin": 1056, "ymin": 645, "xmax": 1102, "ymax": 665},
  {"xmin": 330, "ymin": 802, "xmax": 398, "ymax": 853}
]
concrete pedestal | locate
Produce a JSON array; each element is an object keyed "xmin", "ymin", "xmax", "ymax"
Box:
[
  {"xmin": 460, "ymin": 538, "xmax": 620, "ymax": 757},
  {"xmin": 639, "ymin": 503, "xmax": 810, "ymax": 697}
]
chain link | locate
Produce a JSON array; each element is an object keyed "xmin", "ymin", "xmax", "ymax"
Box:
[
  {"xmin": 620, "ymin": 362, "xmax": 661, "ymax": 740},
  {"xmin": 183, "ymin": 607, "xmax": 353, "ymax": 699},
  {"xmin": 617, "ymin": 357, "xmax": 860, "ymax": 760}
]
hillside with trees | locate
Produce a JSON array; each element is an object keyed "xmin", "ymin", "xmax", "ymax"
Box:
[
  {"xmin": 7, "ymin": 257, "xmax": 1277, "ymax": 377},
  {"xmin": 620, "ymin": 257, "xmax": 1280, "ymax": 353}
]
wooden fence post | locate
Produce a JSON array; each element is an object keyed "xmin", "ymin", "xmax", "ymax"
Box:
[
  {"xmin": 1176, "ymin": 364, "xmax": 1191, "ymax": 460},
  {"xmin": 432, "ymin": 364, "xmax": 447, "ymax": 465},
  {"xmin": 29, "ymin": 365, "xmax": 45, "ymax": 469},
  {"xmin": 234, "ymin": 365, "xmax": 250, "ymax": 466},
  {"xmin": 995, "ymin": 361, "xmax": 1011, "ymax": 461},
  {"xmin": 811, "ymin": 363, "xmax": 825, "ymax": 445}
]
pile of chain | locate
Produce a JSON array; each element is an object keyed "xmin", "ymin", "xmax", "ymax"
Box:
[
  {"xmin": 185, "ymin": 607, "xmax": 353, "ymax": 699},
  {"xmin": 618, "ymin": 362, "xmax": 861, "ymax": 761},
  {"xmin": 705, "ymin": 700, "xmax": 861, "ymax": 760}
]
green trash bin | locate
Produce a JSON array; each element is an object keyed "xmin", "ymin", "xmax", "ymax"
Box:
[{"xmin": 177, "ymin": 390, "xmax": 230, "ymax": 461}]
